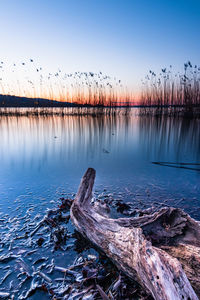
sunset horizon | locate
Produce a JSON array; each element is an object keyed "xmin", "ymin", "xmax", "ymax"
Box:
[
  {"xmin": 0, "ymin": 1, "xmax": 199, "ymax": 299},
  {"xmin": 1, "ymin": 1, "xmax": 200, "ymax": 105}
]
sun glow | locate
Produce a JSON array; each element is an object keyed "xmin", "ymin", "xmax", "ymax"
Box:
[{"xmin": 0, "ymin": 59, "xmax": 136, "ymax": 106}]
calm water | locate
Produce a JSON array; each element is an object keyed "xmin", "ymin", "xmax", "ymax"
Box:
[
  {"xmin": 0, "ymin": 111, "xmax": 200, "ymax": 299},
  {"xmin": 0, "ymin": 112, "xmax": 200, "ymax": 218}
]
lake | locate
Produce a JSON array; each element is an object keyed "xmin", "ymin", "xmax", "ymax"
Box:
[
  {"xmin": 0, "ymin": 110, "xmax": 199, "ymax": 298},
  {"xmin": 0, "ymin": 111, "xmax": 199, "ymax": 217}
]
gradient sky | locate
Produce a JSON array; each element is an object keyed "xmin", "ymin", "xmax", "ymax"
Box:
[{"xmin": 0, "ymin": 0, "xmax": 200, "ymax": 94}]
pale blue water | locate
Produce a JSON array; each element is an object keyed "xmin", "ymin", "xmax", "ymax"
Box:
[
  {"xmin": 0, "ymin": 112, "xmax": 199, "ymax": 219},
  {"xmin": 0, "ymin": 111, "xmax": 199, "ymax": 299}
]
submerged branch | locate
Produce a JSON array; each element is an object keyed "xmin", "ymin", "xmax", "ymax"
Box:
[{"xmin": 152, "ymin": 161, "xmax": 200, "ymax": 171}]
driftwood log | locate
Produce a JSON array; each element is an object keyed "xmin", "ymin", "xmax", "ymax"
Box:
[{"xmin": 70, "ymin": 168, "xmax": 200, "ymax": 300}]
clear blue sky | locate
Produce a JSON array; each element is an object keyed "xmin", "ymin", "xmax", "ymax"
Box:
[{"xmin": 0, "ymin": 0, "xmax": 200, "ymax": 93}]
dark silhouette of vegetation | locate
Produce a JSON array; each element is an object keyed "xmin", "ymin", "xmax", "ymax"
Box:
[
  {"xmin": 1, "ymin": 59, "xmax": 200, "ymax": 117},
  {"xmin": 140, "ymin": 62, "xmax": 200, "ymax": 117},
  {"xmin": 0, "ymin": 94, "xmax": 132, "ymax": 116},
  {"xmin": 0, "ymin": 59, "xmax": 132, "ymax": 109}
]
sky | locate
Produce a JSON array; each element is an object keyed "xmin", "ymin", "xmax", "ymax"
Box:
[{"xmin": 0, "ymin": 0, "xmax": 200, "ymax": 98}]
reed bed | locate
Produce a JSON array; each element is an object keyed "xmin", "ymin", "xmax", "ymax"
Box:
[
  {"xmin": 0, "ymin": 106, "xmax": 132, "ymax": 117},
  {"xmin": 140, "ymin": 62, "xmax": 200, "ymax": 117},
  {"xmin": 1, "ymin": 59, "xmax": 200, "ymax": 117},
  {"xmin": 0, "ymin": 59, "xmax": 132, "ymax": 108}
]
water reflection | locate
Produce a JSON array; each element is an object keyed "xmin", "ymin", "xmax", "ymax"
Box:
[
  {"xmin": 0, "ymin": 114, "xmax": 130, "ymax": 168},
  {"xmin": 0, "ymin": 112, "xmax": 199, "ymax": 219},
  {"xmin": 139, "ymin": 116, "xmax": 200, "ymax": 164},
  {"xmin": 1, "ymin": 114, "xmax": 199, "ymax": 165}
]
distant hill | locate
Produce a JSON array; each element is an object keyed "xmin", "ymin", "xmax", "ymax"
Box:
[
  {"xmin": 0, "ymin": 94, "xmax": 135, "ymax": 108},
  {"xmin": 0, "ymin": 94, "xmax": 78, "ymax": 107}
]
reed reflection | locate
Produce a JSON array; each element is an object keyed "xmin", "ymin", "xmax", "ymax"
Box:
[
  {"xmin": 0, "ymin": 113, "xmax": 199, "ymax": 175},
  {"xmin": 139, "ymin": 116, "xmax": 200, "ymax": 167},
  {"xmin": 0, "ymin": 114, "xmax": 131, "ymax": 170},
  {"xmin": 0, "ymin": 113, "xmax": 199, "ymax": 221}
]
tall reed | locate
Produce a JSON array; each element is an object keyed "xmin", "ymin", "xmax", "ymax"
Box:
[
  {"xmin": 140, "ymin": 62, "xmax": 200, "ymax": 116},
  {"xmin": 0, "ymin": 59, "xmax": 132, "ymax": 108}
]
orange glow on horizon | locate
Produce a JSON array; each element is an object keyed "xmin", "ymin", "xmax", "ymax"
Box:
[{"xmin": 0, "ymin": 60, "xmax": 142, "ymax": 106}]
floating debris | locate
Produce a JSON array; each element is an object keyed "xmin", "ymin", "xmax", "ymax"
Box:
[
  {"xmin": 0, "ymin": 192, "xmax": 154, "ymax": 299},
  {"xmin": 0, "ymin": 291, "xmax": 10, "ymax": 299},
  {"xmin": 0, "ymin": 269, "xmax": 12, "ymax": 284},
  {"xmin": 0, "ymin": 253, "xmax": 19, "ymax": 263},
  {"xmin": 102, "ymin": 148, "xmax": 110, "ymax": 154}
]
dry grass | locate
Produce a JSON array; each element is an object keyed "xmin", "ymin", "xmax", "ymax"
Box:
[
  {"xmin": 0, "ymin": 59, "xmax": 132, "ymax": 107},
  {"xmin": 140, "ymin": 62, "xmax": 200, "ymax": 117}
]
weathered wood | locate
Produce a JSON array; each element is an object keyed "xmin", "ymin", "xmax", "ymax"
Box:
[{"xmin": 70, "ymin": 168, "xmax": 200, "ymax": 300}]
